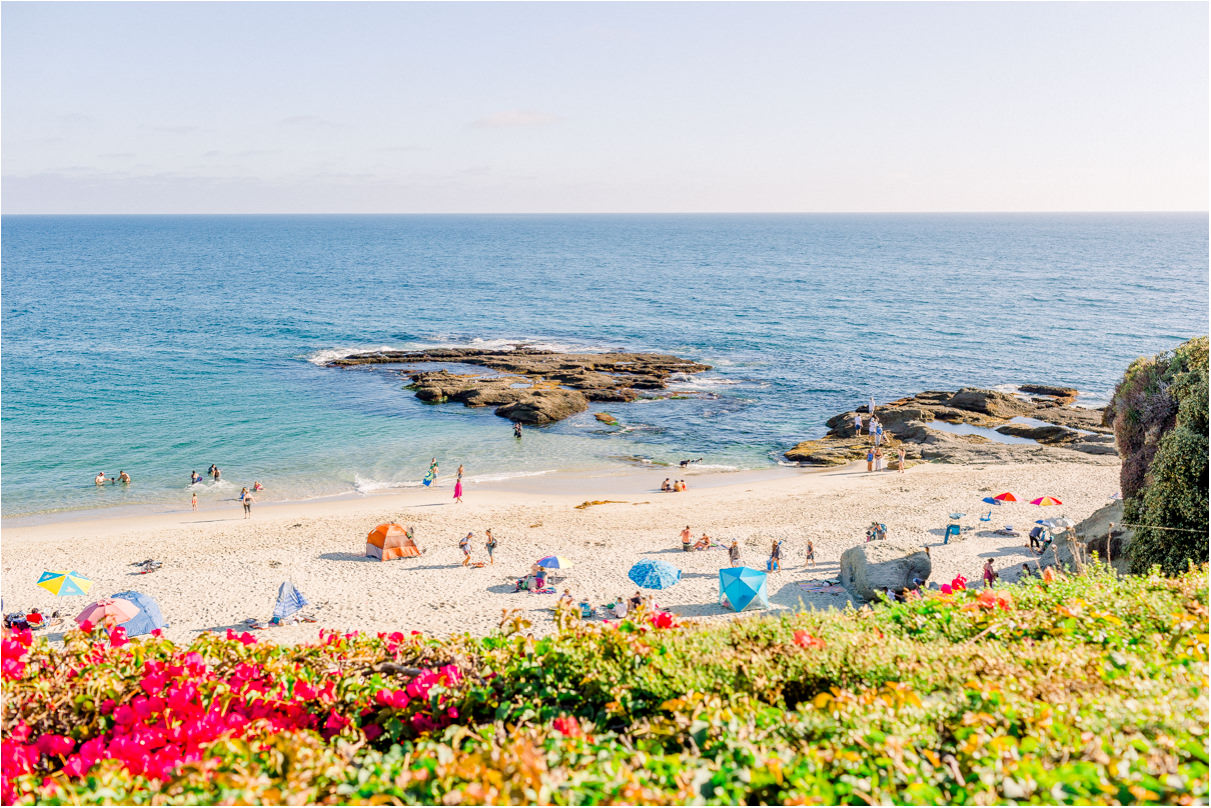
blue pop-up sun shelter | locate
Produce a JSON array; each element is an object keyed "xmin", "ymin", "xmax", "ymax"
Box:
[
  {"xmin": 111, "ymin": 590, "xmax": 167, "ymax": 638},
  {"xmin": 718, "ymin": 566, "xmax": 770, "ymax": 612},
  {"xmin": 628, "ymin": 559, "xmax": 682, "ymax": 590}
]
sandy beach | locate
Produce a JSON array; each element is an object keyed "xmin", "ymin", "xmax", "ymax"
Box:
[{"xmin": 1, "ymin": 460, "xmax": 1119, "ymax": 643}]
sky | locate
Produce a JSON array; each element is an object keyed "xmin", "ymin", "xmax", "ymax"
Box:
[{"xmin": 2, "ymin": 1, "xmax": 1207, "ymax": 214}]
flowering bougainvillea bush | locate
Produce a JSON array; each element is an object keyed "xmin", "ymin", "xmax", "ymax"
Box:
[{"xmin": 2, "ymin": 565, "xmax": 1206, "ymax": 805}]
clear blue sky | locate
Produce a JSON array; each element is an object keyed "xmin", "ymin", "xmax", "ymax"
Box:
[{"xmin": 2, "ymin": 1, "xmax": 1206, "ymax": 213}]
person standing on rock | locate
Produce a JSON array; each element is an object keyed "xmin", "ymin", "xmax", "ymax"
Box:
[
  {"xmin": 853, "ymin": 412, "xmax": 863, "ymax": 437},
  {"xmin": 869, "ymin": 395, "xmax": 876, "ymax": 415},
  {"xmin": 874, "ymin": 422, "xmax": 884, "ymax": 447},
  {"xmin": 868, "ymin": 416, "xmax": 879, "ymax": 444}
]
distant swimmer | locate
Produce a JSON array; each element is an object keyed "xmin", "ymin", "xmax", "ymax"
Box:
[
  {"xmin": 208, "ymin": 464, "xmax": 217, "ymax": 479},
  {"xmin": 213, "ymin": 467, "xmax": 222, "ymax": 482},
  {"xmin": 191, "ymin": 470, "xmax": 202, "ymax": 485},
  {"xmin": 118, "ymin": 470, "xmax": 130, "ymax": 484},
  {"xmin": 678, "ymin": 458, "xmax": 703, "ymax": 469}
]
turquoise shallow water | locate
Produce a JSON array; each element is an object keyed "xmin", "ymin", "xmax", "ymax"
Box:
[{"xmin": 1, "ymin": 213, "xmax": 1206, "ymax": 518}]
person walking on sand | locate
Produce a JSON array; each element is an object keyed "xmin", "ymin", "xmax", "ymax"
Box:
[
  {"xmin": 453, "ymin": 475, "xmax": 464, "ymax": 503},
  {"xmin": 866, "ymin": 448, "xmax": 874, "ymax": 472},
  {"xmin": 242, "ymin": 491, "xmax": 254, "ymax": 519},
  {"xmin": 459, "ymin": 532, "xmax": 473, "ymax": 566},
  {"xmin": 805, "ymin": 539, "xmax": 816, "ymax": 568},
  {"xmin": 485, "ymin": 529, "xmax": 497, "ymax": 565},
  {"xmin": 983, "ymin": 559, "xmax": 998, "ymax": 588},
  {"xmin": 191, "ymin": 491, "xmax": 198, "ymax": 511},
  {"xmin": 423, "ymin": 458, "xmax": 438, "ymax": 487},
  {"xmin": 768, "ymin": 540, "xmax": 783, "ymax": 572},
  {"xmin": 728, "ymin": 539, "xmax": 741, "ymax": 566},
  {"xmin": 897, "ymin": 446, "xmax": 906, "ymax": 473}
]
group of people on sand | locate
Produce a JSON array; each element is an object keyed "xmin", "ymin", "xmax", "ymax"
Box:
[
  {"xmin": 855, "ymin": 400, "xmax": 908, "ymax": 474},
  {"xmin": 661, "ymin": 478, "xmax": 688, "ymax": 492},
  {"xmin": 458, "ymin": 528, "xmax": 498, "ymax": 566},
  {"xmin": 865, "ymin": 445, "xmax": 907, "ymax": 473},
  {"xmin": 424, "ymin": 459, "xmax": 467, "ymax": 503},
  {"xmin": 678, "ymin": 527, "xmax": 816, "ymax": 572},
  {"xmin": 94, "ymin": 470, "xmax": 131, "ymax": 486}
]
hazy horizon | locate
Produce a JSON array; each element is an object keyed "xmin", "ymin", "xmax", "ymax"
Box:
[{"xmin": 3, "ymin": 2, "xmax": 1207, "ymax": 215}]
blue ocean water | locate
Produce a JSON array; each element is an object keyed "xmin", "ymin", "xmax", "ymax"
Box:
[{"xmin": 2, "ymin": 214, "xmax": 1206, "ymax": 519}]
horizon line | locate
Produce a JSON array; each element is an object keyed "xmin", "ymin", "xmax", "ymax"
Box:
[{"xmin": 2, "ymin": 210, "xmax": 1207, "ymax": 217}]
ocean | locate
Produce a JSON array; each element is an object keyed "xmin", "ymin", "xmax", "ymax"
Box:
[{"xmin": 1, "ymin": 213, "xmax": 1206, "ymax": 519}]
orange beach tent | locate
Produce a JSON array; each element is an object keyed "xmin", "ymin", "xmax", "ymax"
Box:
[{"xmin": 366, "ymin": 523, "xmax": 421, "ymax": 561}]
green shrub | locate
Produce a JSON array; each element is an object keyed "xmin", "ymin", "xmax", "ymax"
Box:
[{"xmin": 1107, "ymin": 336, "xmax": 1209, "ymax": 574}]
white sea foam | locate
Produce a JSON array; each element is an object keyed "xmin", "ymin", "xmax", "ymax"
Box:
[
  {"xmin": 466, "ymin": 469, "xmax": 556, "ymax": 484},
  {"xmin": 303, "ymin": 345, "xmax": 405, "ymax": 366},
  {"xmin": 352, "ymin": 475, "xmax": 423, "ymax": 494}
]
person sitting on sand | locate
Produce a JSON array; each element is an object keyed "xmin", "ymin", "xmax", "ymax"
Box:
[
  {"xmin": 95, "ymin": 472, "xmax": 106, "ymax": 486},
  {"xmin": 118, "ymin": 470, "xmax": 130, "ymax": 484},
  {"xmin": 680, "ymin": 525, "xmax": 692, "ymax": 551},
  {"xmin": 612, "ymin": 597, "xmax": 627, "ymax": 618},
  {"xmin": 694, "ymin": 533, "xmax": 711, "ymax": 551},
  {"xmin": 534, "ymin": 567, "xmax": 547, "ymax": 591},
  {"xmin": 559, "ymin": 588, "xmax": 573, "ymax": 604},
  {"xmin": 629, "ymin": 591, "xmax": 643, "ymax": 610},
  {"xmin": 661, "ymin": 478, "xmax": 672, "ymax": 492},
  {"xmin": 459, "ymin": 532, "xmax": 473, "ymax": 566},
  {"xmin": 728, "ymin": 539, "xmax": 741, "ymax": 566},
  {"xmin": 677, "ymin": 479, "xmax": 688, "ymax": 492}
]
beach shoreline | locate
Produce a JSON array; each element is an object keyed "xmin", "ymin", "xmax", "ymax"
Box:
[{"xmin": 1, "ymin": 458, "xmax": 1121, "ymax": 643}]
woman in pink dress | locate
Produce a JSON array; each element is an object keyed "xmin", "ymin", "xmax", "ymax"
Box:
[{"xmin": 453, "ymin": 464, "xmax": 464, "ymax": 503}]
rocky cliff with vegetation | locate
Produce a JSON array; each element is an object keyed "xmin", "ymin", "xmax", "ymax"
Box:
[{"xmin": 1105, "ymin": 336, "xmax": 1209, "ymax": 574}]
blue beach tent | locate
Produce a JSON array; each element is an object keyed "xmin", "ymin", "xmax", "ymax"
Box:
[
  {"xmin": 112, "ymin": 590, "xmax": 167, "ymax": 638},
  {"xmin": 628, "ymin": 559, "xmax": 682, "ymax": 590},
  {"xmin": 718, "ymin": 567, "xmax": 770, "ymax": 612}
]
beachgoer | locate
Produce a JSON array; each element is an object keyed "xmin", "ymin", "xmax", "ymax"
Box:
[
  {"xmin": 1020, "ymin": 563, "xmax": 1034, "ymax": 580},
  {"xmin": 869, "ymin": 395, "xmax": 876, "ymax": 415},
  {"xmin": 805, "ymin": 539, "xmax": 816, "ymax": 567},
  {"xmin": 239, "ymin": 487, "xmax": 248, "ymax": 502},
  {"xmin": 513, "ymin": 422, "xmax": 522, "ymax": 438},
  {"xmin": 728, "ymin": 539, "xmax": 741, "ymax": 566},
  {"xmin": 694, "ymin": 533, "xmax": 711, "ymax": 551},
  {"xmin": 1028, "ymin": 525, "xmax": 1046, "ymax": 552},
  {"xmin": 453, "ymin": 475, "xmax": 463, "ymax": 503},
  {"xmin": 679, "ymin": 479, "xmax": 688, "ymax": 491},
  {"xmin": 983, "ymin": 559, "xmax": 998, "ymax": 588},
  {"xmin": 874, "ymin": 423, "xmax": 884, "ymax": 447},
  {"xmin": 866, "ymin": 449, "xmax": 874, "ymax": 472},
  {"xmin": 191, "ymin": 492, "xmax": 198, "ymax": 511},
  {"xmin": 769, "ymin": 540, "xmax": 782, "ymax": 572},
  {"xmin": 613, "ymin": 597, "xmax": 627, "ymax": 618},
  {"xmin": 661, "ymin": 478, "xmax": 672, "ymax": 492},
  {"xmin": 214, "ymin": 467, "xmax": 221, "ymax": 482},
  {"xmin": 457, "ymin": 464, "xmax": 464, "ymax": 480},
  {"xmin": 423, "ymin": 458, "xmax": 438, "ymax": 487},
  {"xmin": 191, "ymin": 470, "xmax": 201, "ymax": 485},
  {"xmin": 869, "ymin": 416, "xmax": 878, "ymax": 442},
  {"xmin": 95, "ymin": 472, "xmax": 106, "ymax": 486},
  {"xmin": 118, "ymin": 470, "xmax": 130, "ymax": 484},
  {"xmin": 629, "ymin": 591, "xmax": 643, "ymax": 610},
  {"xmin": 485, "ymin": 529, "xmax": 497, "ymax": 565},
  {"xmin": 874, "ymin": 447, "xmax": 884, "ymax": 471},
  {"xmin": 253, "ymin": 481, "xmax": 263, "ymax": 491},
  {"xmin": 534, "ymin": 568, "xmax": 547, "ymax": 591},
  {"xmin": 208, "ymin": 464, "xmax": 217, "ymax": 478},
  {"xmin": 459, "ymin": 532, "xmax": 472, "ymax": 566},
  {"xmin": 897, "ymin": 447, "xmax": 906, "ymax": 473},
  {"xmin": 559, "ymin": 589, "xmax": 573, "ymax": 604},
  {"xmin": 680, "ymin": 525, "xmax": 692, "ymax": 552},
  {"xmin": 853, "ymin": 413, "xmax": 863, "ymax": 436},
  {"xmin": 242, "ymin": 491, "xmax": 253, "ymax": 518}
]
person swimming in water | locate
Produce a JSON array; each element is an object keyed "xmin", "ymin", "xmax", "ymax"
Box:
[
  {"xmin": 513, "ymin": 422, "xmax": 522, "ymax": 438},
  {"xmin": 95, "ymin": 471, "xmax": 107, "ymax": 486},
  {"xmin": 118, "ymin": 470, "xmax": 130, "ymax": 484},
  {"xmin": 191, "ymin": 470, "xmax": 202, "ymax": 485}
]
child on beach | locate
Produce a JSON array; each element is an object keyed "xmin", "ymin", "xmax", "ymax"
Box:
[
  {"xmin": 897, "ymin": 446, "xmax": 906, "ymax": 473},
  {"xmin": 866, "ymin": 449, "xmax": 874, "ymax": 472},
  {"xmin": 805, "ymin": 539, "xmax": 816, "ymax": 567},
  {"xmin": 728, "ymin": 539, "xmax": 741, "ymax": 566},
  {"xmin": 191, "ymin": 492, "xmax": 197, "ymax": 511},
  {"xmin": 983, "ymin": 559, "xmax": 998, "ymax": 587},
  {"xmin": 459, "ymin": 532, "xmax": 472, "ymax": 566},
  {"xmin": 768, "ymin": 540, "xmax": 783, "ymax": 572}
]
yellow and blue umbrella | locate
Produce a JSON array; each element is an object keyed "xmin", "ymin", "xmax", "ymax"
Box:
[
  {"xmin": 37, "ymin": 570, "xmax": 93, "ymax": 597},
  {"xmin": 535, "ymin": 556, "xmax": 572, "ymax": 570}
]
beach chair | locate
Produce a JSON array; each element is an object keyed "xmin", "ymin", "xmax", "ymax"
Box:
[
  {"xmin": 943, "ymin": 524, "xmax": 961, "ymax": 544},
  {"xmin": 979, "ymin": 511, "xmax": 992, "ymax": 522}
]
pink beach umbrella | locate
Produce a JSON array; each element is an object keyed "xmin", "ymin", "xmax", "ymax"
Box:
[
  {"xmin": 1030, "ymin": 496, "xmax": 1063, "ymax": 506},
  {"xmin": 76, "ymin": 598, "xmax": 139, "ymax": 627}
]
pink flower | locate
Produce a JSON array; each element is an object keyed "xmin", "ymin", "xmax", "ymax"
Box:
[
  {"xmin": 793, "ymin": 630, "xmax": 824, "ymax": 649},
  {"xmin": 108, "ymin": 626, "xmax": 128, "ymax": 647},
  {"xmin": 293, "ymin": 680, "xmax": 317, "ymax": 701},
  {"xmin": 363, "ymin": 724, "xmax": 383, "ymax": 741},
  {"xmin": 552, "ymin": 716, "xmax": 582, "ymax": 737}
]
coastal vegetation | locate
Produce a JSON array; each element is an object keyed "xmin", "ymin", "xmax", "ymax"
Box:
[
  {"xmin": 3, "ymin": 564, "xmax": 1205, "ymax": 805},
  {"xmin": 1107, "ymin": 336, "xmax": 1209, "ymax": 574}
]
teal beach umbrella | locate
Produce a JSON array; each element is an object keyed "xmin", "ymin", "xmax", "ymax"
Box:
[{"xmin": 628, "ymin": 559, "xmax": 682, "ymax": 590}]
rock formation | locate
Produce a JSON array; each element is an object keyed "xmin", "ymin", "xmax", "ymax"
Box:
[
  {"xmin": 785, "ymin": 385, "xmax": 1117, "ymax": 466},
  {"xmin": 327, "ymin": 347, "xmax": 710, "ymax": 425},
  {"xmin": 839, "ymin": 541, "xmax": 933, "ymax": 603}
]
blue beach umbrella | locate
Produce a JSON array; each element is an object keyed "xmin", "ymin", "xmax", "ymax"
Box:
[
  {"xmin": 981, "ymin": 497, "xmax": 1002, "ymax": 506},
  {"xmin": 112, "ymin": 590, "xmax": 167, "ymax": 638},
  {"xmin": 36, "ymin": 570, "xmax": 93, "ymax": 597},
  {"xmin": 535, "ymin": 556, "xmax": 572, "ymax": 570},
  {"xmin": 628, "ymin": 559, "xmax": 682, "ymax": 590}
]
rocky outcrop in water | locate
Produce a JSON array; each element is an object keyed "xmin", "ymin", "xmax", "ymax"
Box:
[
  {"xmin": 327, "ymin": 347, "xmax": 711, "ymax": 424},
  {"xmin": 785, "ymin": 386, "xmax": 1117, "ymax": 466}
]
